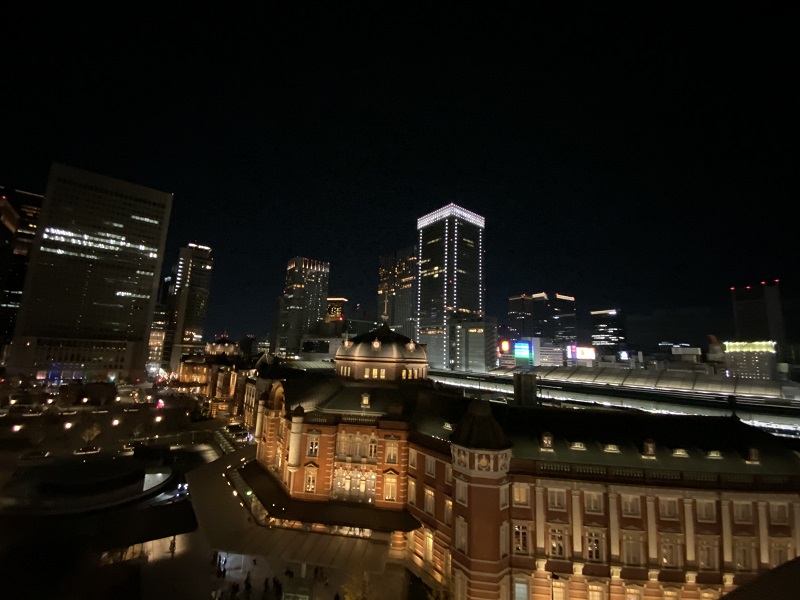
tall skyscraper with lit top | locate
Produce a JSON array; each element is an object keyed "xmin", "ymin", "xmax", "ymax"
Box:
[
  {"xmin": 416, "ymin": 203, "xmax": 484, "ymax": 370},
  {"xmin": 273, "ymin": 256, "xmax": 330, "ymax": 356},
  {"xmin": 8, "ymin": 163, "xmax": 172, "ymax": 381},
  {"xmin": 162, "ymin": 243, "xmax": 213, "ymax": 373}
]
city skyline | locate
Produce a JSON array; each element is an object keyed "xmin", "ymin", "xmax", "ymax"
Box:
[{"xmin": 1, "ymin": 6, "xmax": 796, "ymax": 344}]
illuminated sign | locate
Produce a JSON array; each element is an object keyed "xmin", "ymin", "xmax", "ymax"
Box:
[
  {"xmin": 576, "ymin": 347, "xmax": 596, "ymax": 360},
  {"xmin": 514, "ymin": 342, "xmax": 531, "ymax": 359},
  {"xmin": 500, "ymin": 340, "xmax": 510, "ymax": 353}
]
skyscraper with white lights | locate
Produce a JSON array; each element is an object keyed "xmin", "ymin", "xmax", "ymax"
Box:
[
  {"xmin": 274, "ymin": 256, "xmax": 330, "ymax": 356},
  {"xmin": 162, "ymin": 243, "xmax": 214, "ymax": 373},
  {"xmin": 416, "ymin": 203, "xmax": 484, "ymax": 370},
  {"xmin": 8, "ymin": 163, "xmax": 172, "ymax": 381}
]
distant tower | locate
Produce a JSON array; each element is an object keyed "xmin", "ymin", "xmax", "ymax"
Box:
[
  {"xmin": 590, "ymin": 308, "xmax": 626, "ymax": 354},
  {"xmin": 416, "ymin": 203, "xmax": 485, "ymax": 370},
  {"xmin": 0, "ymin": 187, "xmax": 42, "ymax": 362},
  {"xmin": 7, "ymin": 163, "xmax": 171, "ymax": 382},
  {"xmin": 325, "ymin": 297, "xmax": 348, "ymax": 323},
  {"xmin": 377, "ymin": 247, "xmax": 417, "ymax": 338},
  {"xmin": 507, "ymin": 292, "xmax": 576, "ymax": 346},
  {"xmin": 274, "ymin": 257, "xmax": 330, "ymax": 356},
  {"xmin": 731, "ymin": 280, "xmax": 787, "ymax": 359},
  {"xmin": 549, "ymin": 293, "xmax": 577, "ymax": 346},
  {"xmin": 163, "ymin": 243, "xmax": 214, "ymax": 373}
]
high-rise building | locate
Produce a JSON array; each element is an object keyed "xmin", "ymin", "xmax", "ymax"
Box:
[
  {"xmin": 7, "ymin": 163, "xmax": 172, "ymax": 382},
  {"xmin": 273, "ymin": 256, "xmax": 329, "ymax": 356},
  {"xmin": 416, "ymin": 203, "xmax": 484, "ymax": 370},
  {"xmin": 507, "ymin": 292, "xmax": 577, "ymax": 345},
  {"xmin": 162, "ymin": 243, "xmax": 214, "ymax": 373},
  {"xmin": 549, "ymin": 293, "xmax": 577, "ymax": 346},
  {"xmin": 0, "ymin": 187, "xmax": 42, "ymax": 362},
  {"xmin": 590, "ymin": 308, "xmax": 626, "ymax": 353},
  {"xmin": 450, "ymin": 316, "xmax": 498, "ymax": 372},
  {"xmin": 325, "ymin": 297, "xmax": 348, "ymax": 323},
  {"xmin": 731, "ymin": 280, "xmax": 787, "ymax": 357},
  {"xmin": 377, "ymin": 247, "xmax": 417, "ymax": 339}
]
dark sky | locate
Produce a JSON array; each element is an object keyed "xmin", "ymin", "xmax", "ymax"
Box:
[{"xmin": 2, "ymin": 4, "xmax": 797, "ymax": 343}]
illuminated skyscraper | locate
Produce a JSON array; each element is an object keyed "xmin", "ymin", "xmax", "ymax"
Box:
[
  {"xmin": 507, "ymin": 292, "xmax": 576, "ymax": 346},
  {"xmin": 0, "ymin": 187, "xmax": 42, "ymax": 361},
  {"xmin": 377, "ymin": 247, "xmax": 417, "ymax": 339},
  {"xmin": 731, "ymin": 280, "xmax": 786, "ymax": 356},
  {"xmin": 274, "ymin": 256, "xmax": 330, "ymax": 355},
  {"xmin": 162, "ymin": 243, "xmax": 214, "ymax": 373},
  {"xmin": 416, "ymin": 203, "xmax": 484, "ymax": 370},
  {"xmin": 590, "ymin": 308, "xmax": 626, "ymax": 353},
  {"xmin": 8, "ymin": 163, "xmax": 172, "ymax": 381}
]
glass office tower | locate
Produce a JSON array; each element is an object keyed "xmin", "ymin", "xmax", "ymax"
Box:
[
  {"xmin": 416, "ymin": 203, "xmax": 484, "ymax": 370},
  {"xmin": 8, "ymin": 163, "xmax": 172, "ymax": 381}
]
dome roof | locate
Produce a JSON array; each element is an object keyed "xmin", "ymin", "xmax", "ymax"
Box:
[
  {"xmin": 450, "ymin": 399, "xmax": 512, "ymax": 450},
  {"xmin": 334, "ymin": 322, "xmax": 427, "ymax": 363}
]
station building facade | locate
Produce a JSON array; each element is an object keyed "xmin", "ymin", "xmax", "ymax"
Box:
[{"xmin": 244, "ymin": 323, "xmax": 800, "ymax": 600}]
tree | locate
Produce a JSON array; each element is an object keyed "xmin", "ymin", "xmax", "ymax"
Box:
[
  {"xmin": 81, "ymin": 422, "xmax": 102, "ymax": 445},
  {"xmin": 340, "ymin": 569, "xmax": 373, "ymax": 600}
]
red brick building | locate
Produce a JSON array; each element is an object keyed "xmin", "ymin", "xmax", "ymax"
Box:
[{"xmin": 239, "ymin": 323, "xmax": 800, "ymax": 599}]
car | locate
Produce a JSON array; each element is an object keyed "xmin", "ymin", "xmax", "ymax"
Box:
[{"xmin": 74, "ymin": 446, "xmax": 101, "ymax": 455}]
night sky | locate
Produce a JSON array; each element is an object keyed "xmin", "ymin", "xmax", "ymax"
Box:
[{"xmin": 2, "ymin": 5, "xmax": 797, "ymax": 346}]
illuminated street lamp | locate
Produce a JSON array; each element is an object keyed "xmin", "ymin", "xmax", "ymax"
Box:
[
  {"xmin": 155, "ymin": 415, "xmax": 162, "ymax": 423},
  {"xmin": 64, "ymin": 422, "xmax": 73, "ymax": 430},
  {"xmin": 112, "ymin": 418, "xmax": 120, "ymax": 444},
  {"xmin": 12, "ymin": 424, "xmax": 23, "ymax": 432}
]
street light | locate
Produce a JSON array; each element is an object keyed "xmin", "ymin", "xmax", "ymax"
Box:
[
  {"xmin": 112, "ymin": 419, "xmax": 120, "ymax": 444},
  {"xmin": 64, "ymin": 422, "xmax": 73, "ymax": 430}
]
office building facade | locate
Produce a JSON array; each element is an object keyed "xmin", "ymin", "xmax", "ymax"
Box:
[
  {"xmin": 731, "ymin": 280, "xmax": 787, "ymax": 359},
  {"xmin": 0, "ymin": 187, "xmax": 42, "ymax": 362},
  {"xmin": 162, "ymin": 243, "xmax": 213, "ymax": 374},
  {"xmin": 378, "ymin": 247, "xmax": 417, "ymax": 339},
  {"xmin": 507, "ymin": 293, "xmax": 576, "ymax": 346},
  {"xmin": 202, "ymin": 324, "xmax": 800, "ymax": 600},
  {"xmin": 590, "ymin": 308, "xmax": 626, "ymax": 354},
  {"xmin": 274, "ymin": 256, "xmax": 330, "ymax": 356},
  {"xmin": 7, "ymin": 163, "xmax": 171, "ymax": 381},
  {"xmin": 417, "ymin": 204, "xmax": 484, "ymax": 370}
]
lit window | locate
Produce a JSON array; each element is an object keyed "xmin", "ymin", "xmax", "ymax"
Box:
[
  {"xmin": 548, "ymin": 526, "xmax": 568, "ymax": 558},
  {"xmin": 570, "ymin": 441, "xmax": 586, "ymax": 451},
  {"xmin": 408, "ymin": 479, "xmax": 417, "ymax": 505},
  {"xmin": 409, "ymin": 448, "xmax": 417, "ymax": 468},
  {"xmin": 586, "ymin": 530, "xmax": 605, "ymax": 562},
  {"xmin": 445, "ymin": 499, "xmax": 453, "ymax": 525},
  {"xmin": 424, "ymin": 488, "xmax": 435, "ymax": 515},
  {"xmin": 384, "ymin": 476, "xmax": 397, "ymax": 501},
  {"xmin": 660, "ymin": 534, "xmax": 683, "ymax": 568},
  {"xmin": 364, "ymin": 368, "xmax": 370, "ymax": 379},
  {"xmin": 514, "ymin": 523, "xmax": 530, "ymax": 554},
  {"xmin": 513, "ymin": 484, "xmax": 529, "ymax": 506},
  {"xmin": 385, "ymin": 441, "xmax": 398, "ymax": 464},
  {"xmin": 380, "ymin": 368, "xmax": 386, "ymax": 379},
  {"xmin": 307, "ymin": 435, "xmax": 319, "ymax": 457},
  {"xmin": 305, "ymin": 471, "xmax": 316, "ymax": 493},
  {"xmin": 445, "ymin": 464, "xmax": 453, "ymax": 484}
]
